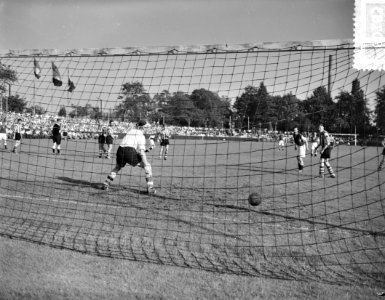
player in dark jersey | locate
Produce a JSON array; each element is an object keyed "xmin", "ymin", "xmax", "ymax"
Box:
[
  {"xmin": 52, "ymin": 119, "xmax": 62, "ymax": 155},
  {"xmin": 158, "ymin": 124, "xmax": 170, "ymax": 160},
  {"xmin": 315, "ymin": 124, "xmax": 336, "ymax": 178},
  {"xmin": 98, "ymin": 126, "xmax": 107, "ymax": 158}
]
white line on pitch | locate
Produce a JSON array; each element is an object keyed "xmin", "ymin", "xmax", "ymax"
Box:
[{"xmin": 0, "ymin": 194, "xmax": 93, "ymax": 206}]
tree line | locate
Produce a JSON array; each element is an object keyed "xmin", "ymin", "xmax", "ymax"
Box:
[{"xmin": 1, "ymin": 62, "xmax": 385, "ymax": 135}]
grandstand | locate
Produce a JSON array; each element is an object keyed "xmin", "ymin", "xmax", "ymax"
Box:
[{"xmin": 0, "ymin": 39, "xmax": 384, "ymax": 288}]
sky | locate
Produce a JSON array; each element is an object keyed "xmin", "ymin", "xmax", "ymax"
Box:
[
  {"xmin": 0, "ymin": 0, "xmax": 354, "ymax": 50},
  {"xmin": 0, "ymin": 0, "xmax": 367, "ymax": 115}
]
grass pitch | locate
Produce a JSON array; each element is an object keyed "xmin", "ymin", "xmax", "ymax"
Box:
[{"xmin": 0, "ymin": 137, "xmax": 384, "ymax": 293}]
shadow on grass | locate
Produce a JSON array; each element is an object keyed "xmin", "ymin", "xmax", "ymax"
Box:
[
  {"xmin": 56, "ymin": 176, "xmax": 102, "ymax": 190},
  {"xmin": 213, "ymin": 203, "xmax": 385, "ymax": 237}
]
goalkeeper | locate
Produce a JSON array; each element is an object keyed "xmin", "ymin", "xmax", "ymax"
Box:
[{"xmin": 102, "ymin": 119, "xmax": 156, "ymax": 194}]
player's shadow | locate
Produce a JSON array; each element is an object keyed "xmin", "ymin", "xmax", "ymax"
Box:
[
  {"xmin": 213, "ymin": 204, "xmax": 385, "ymax": 237},
  {"xmin": 56, "ymin": 176, "xmax": 101, "ymax": 190},
  {"xmin": 56, "ymin": 176, "xmax": 170, "ymax": 199}
]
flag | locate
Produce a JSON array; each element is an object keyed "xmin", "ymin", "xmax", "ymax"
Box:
[
  {"xmin": 67, "ymin": 76, "xmax": 76, "ymax": 93},
  {"xmin": 33, "ymin": 58, "xmax": 41, "ymax": 79},
  {"xmin": 52, "ymin": 62, "xmax": 62, "ymax": 86}
]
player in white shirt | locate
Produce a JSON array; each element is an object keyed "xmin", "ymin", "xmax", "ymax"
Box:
[
  {"xmin": 102, "ymin": 120, "xmax": 156, "ymax": 194},
  {"xmin": 0, "ymin": 118, "xmax": 8, "ymax": 150},
  {"xmin": 12, "ymin": 118, "xmax": 22, "ymax": 154},
  {"xmin": 310, "ymin": 132, "xmax": 320, "ymax": 156}
]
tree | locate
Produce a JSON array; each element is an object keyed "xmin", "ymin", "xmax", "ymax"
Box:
[
  {"xmin": 164, "ymin": 92, "xmax": 196, "ymax": 126},
  {"xmin": 68, "ymin": 104, "xmax": 101, "ymax": 119},
  {"xmin": 301, "ymin": 86, "xmax": 336, "ymax": 130},
  {"xmin": 58, "ymin": 106, "xmax": 67, "ymax": 117},
  {"xmin": 116, "ymin": 81, "xmax": 153, "ymax": 122},
  {"xmin": 233, "ymin": 85, "xmax": 258, "ymax": 129},
  {"xmin": 273, "ymin": 93, "xmax": 300, "ymax": 132},
  {"xmin": 0, "ymin": 63, "xmax": 18, "ymax": 112},
  {"xmin": 335, "ymin": 91, "xmax": 354, "ymax": 133},
  {"xmin": 190, "ymin": 89, "xmax": 230, "ymax": 127},
  {"xmin": 152, "ymin": 90, "xmax": 172, "ymax": 124},
  {"xmin": 351, "ymin": 79, "xmax": 370, "ymax": 135},
  {"xmin": 234, "ymin": 84, "xmax": 273, "ymax": 130},
  {"xmin": 3, "ymin": 94, "xmax": 27, "ymax": 113},
  {"xmin": 25, "ymin": 105, "xmax": 47, "ymax": 115},
  {"xmin": 249, "ymin": 82, "xmax": 270, "ymax": 128},
  {"xmin": 374, "ymin": 86, "xmax": 385, "ymax": 133}
]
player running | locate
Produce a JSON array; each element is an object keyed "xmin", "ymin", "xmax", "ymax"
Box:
[
  {"xmin": 102, "ymin": 119, "xmax": 156, "ymax": 194},
  {"xmin": 158, "ymin": 124, "xmax": 170, "ymax": 160},
  {"xmin": 315, "ymin": 124, "xmax": 336, "ymax": 178},
  {"xmin": 293, "ymin": 127, "xmax": 308, "ymax": 173}
]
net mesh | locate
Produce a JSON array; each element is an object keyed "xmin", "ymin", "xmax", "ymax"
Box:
[{"xmin": 0, "ymin": 40, "xmax": 384, "ymax": 287}]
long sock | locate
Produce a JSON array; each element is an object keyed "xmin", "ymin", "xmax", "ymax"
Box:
[
  {"xmin": 326, "ymin": 163, "xmax": 335, "ymax": 177},
  {"xmin": 320, "ymin": 163, "xmax": 325, "ymax": 175}
]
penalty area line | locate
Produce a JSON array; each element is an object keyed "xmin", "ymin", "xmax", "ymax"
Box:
[{"xmin": 0, "ymin": 194, "xmax": 101, "ymax": 207}]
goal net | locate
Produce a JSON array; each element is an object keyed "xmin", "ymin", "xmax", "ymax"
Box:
[{"xmin": 0, "ymin": 40, "xmax": 384, "ymax": 287}]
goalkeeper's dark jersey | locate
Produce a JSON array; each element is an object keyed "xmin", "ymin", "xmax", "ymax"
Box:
[{"xmin": 52, "ymin": 123, "xmax": 60, "ymax": 136}]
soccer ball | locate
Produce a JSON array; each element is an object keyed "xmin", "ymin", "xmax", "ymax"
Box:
[{"xmin": 248, "ymin": 192, "xmax": 262, "ymax": 206}]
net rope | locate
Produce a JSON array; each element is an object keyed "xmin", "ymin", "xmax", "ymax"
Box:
[{"xmin": 0, "ymin": 40, "xmax": 384, "ymax": 287}]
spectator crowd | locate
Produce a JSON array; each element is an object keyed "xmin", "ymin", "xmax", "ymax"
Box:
[{"xmin": 0, "ymin": 111, "xmax": 358, "ymax": 145}]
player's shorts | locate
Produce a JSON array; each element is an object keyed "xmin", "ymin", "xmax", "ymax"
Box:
[
  {"xmin": 320, "ymin": 148, "xmax": 331, "ymax": 159},
  {"xmin": 382, "ymin": 148, "xmax": 385, "ymax": 155},
  {"xmin": 14, "ymin": 133, "xmax": 22, "ymax": 141},
  {"xmin": 98, "ymin": 134, "xmax": 106, "ymax": 144},
  {"xmin": 160, "ymin": 139, "xmax": 170, "ymax": 146},
  {"xmin": 106, "ymin": 135, "xmax": 114, "ymax": 145},
  {"xmin": 278, "ymin": 140, "xmax": 285, "ymax": 146},
  {"xmin": 0, "ymin": 133, "xmax": 7, "ymax": 141},
  {"xmin": 52, "ymin": 134, "xmax": 61, "ymax": 145},
  {"xmin": 63, "ymin": 132, "xmax": 68, "ymax": 137},
  {"xmin": 116, "ymin": 146, "xmax": 142, "ymax": 168},
  {"xmin": 297, "ymin": 144, "xmax": 306, "ymax": 158},
  {"xmin": 311, "ymin": 142, "xmax": 318, "ymax": 150}
]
